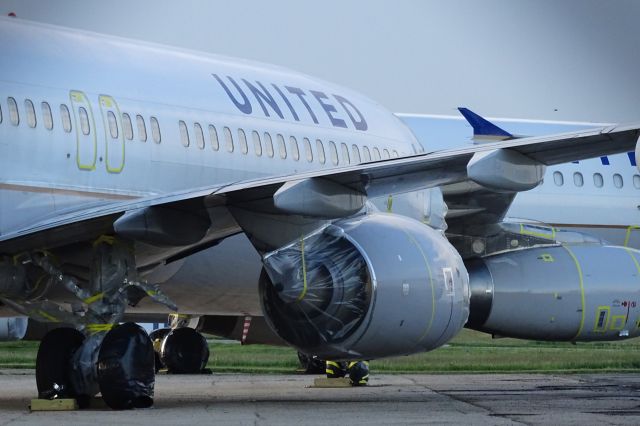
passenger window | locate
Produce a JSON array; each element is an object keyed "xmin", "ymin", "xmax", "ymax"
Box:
[
  {"xmin": 277, "ymin": 134, "xmax": 287, "ymax": 159},
  {"xmin": 79, "ymin": 107, "xmax": 90, "ymax": 135},
  {"xmin": 179, "ymin": 120, "xmax": 189, "ymax": 147},
  {"xmin": 553, "ymin": 171, "xmax": 563, "ymax": 186},
  {"xmin": 107, "ymin": 111, "xmax": 119, "ymax": 139},
  {"xmin": 352, "ymin": 144, "xmax": 361, "ymax": 163},
  {"xmin": 573, "ymin": 172, "xmax": 583, "ymax": 187},
  {"xmin": 634, "ymin": 175, "xmax": 640, "ymax": 189},
  {"xmin": 136, "ymin": 115, "xmax": 147, "ymax": 142},
  {"xmin": 252, "ymin": 131, "xmax": 262, "ymax": 156},
  {"xmin": 289, "ymin": 136, "xmax": 300, "ymax": 161},
  {"xmin": 238, "ymin": 129, "xmax": 248, "ymax": 154},
  {"xmin": 382, "ymin": 149, "xmax": 390, "ymax": 160},
  {"xmin": 613, "ymin": 173, "xmax": 623, "ymax": 188},
  {"xmin": 372, "ymin": 147, "xmax": 381, "ymax": 161},
  {"xmin": 150, "ymin": 116, "xmax": 161, "ymax": 143},
  {"xmin": 8, "ymin": 97, "xmax": 19, "ymax": 126},
  {"xmin": 122, "ymin": 113, "xmax": 133, "ymax": 140},
  {"xmin": 224, "ymin": 126, "xmax": 234, "ymax": 152},
  {"xmin": 264, "ymin": 132, "xmax": 274, "ymax": 157},
  {"xmin": 316, "ymin": 139, "xmax": 326, "ymax": 164},
  {"xmin": 303, "ymin": 137, "xmax": 313, "ymax": 162},
  {"xmin": 209, "ymin": 125, "xmax": 219, "ymax": 150},
  {"xmin": 341, "ymin": 143, "xmax": 350, "ymax": 164},
  {"xmin": 329, "ymin": 141, "xmax": 339, "ymax": 165},
  {"xmin": 25, "ymin": 99, "xmax": 36, "ymax": 128},
  {"xmin": 60, "ymin": 104, "xmax": 72, "ymax": 132},
  {"xmin": 392, "ymin": 150, "xmax": 399, "ymax": 158},
  {"xmin": 593, "ymin": 173, "xmax": 604, "ymax": 188},
  {"xmin": 194, "ymin": 123, "xmax": 205, "ymax": 149},
  {"xmin": 41, "ymin": 102, "xmax": 53, "ymax": 130},
  {"xmin": 363, "ymin": 146, "xmax": 371, "ymax": 162}
]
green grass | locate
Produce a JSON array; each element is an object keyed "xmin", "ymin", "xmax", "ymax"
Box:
[
  {"xmin": 3, "ymin": 329, "xmax": 640, "ymax": 373},
  {"xmin": 0, "ymin": 340, "xmax": 38, "ymax": 369}
]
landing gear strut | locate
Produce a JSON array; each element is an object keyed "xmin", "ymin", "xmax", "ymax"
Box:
[{"xmin": 1, "ymin": 238, "xmax": 177, "ymax": 409}]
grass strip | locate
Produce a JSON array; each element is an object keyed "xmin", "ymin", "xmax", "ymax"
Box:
[{"xmin": 1, "ymin": 329, "xmax": 640, "ymax": 373}]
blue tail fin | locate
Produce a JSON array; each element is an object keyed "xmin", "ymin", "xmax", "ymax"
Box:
[{"xmin": 458, "ymin": 107, "xmax": 513, "ymax": 140}]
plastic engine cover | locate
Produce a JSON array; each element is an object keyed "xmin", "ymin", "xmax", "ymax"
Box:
[{"xmin": 260, "ymin": 213, "xmax": 469, "ymax": 360}]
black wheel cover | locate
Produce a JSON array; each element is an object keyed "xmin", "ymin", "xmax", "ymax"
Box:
[
  {"xmin": 36, "ymin": 327, "xmax": 85, "ymax": 399},
  {"xmin": 161, "ymin": 327, "xmax": 209, "ymax": 374},
  {"xmin": 97, "ymin": 322, "xmax": 155, "ymax": 409}
]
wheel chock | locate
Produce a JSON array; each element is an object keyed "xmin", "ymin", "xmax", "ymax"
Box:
[
  {"xmin": 29, "ymin": 398, "xmax": 78, "ymax": 411},
  {"xmin": 312, "ymin": 377, "xmax": 352, "ymax": 388}
]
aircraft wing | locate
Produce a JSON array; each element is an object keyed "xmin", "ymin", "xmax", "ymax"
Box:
[{"xmin": 1, "ymin": 122, "xmax": 638, "ymax": 254}]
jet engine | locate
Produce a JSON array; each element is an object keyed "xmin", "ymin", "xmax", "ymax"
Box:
[
  {"xmin": 467, "ymin": 244, "xmax": 640, "ymax": 341},
  {"xmin": 260, "ymin": 213, "xmax": 469, "ymax": 360}
]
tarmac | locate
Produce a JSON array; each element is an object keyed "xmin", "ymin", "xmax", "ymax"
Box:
[{"xmin": 1, "ymin": 370, "xmax": 640, "ymax": 425}]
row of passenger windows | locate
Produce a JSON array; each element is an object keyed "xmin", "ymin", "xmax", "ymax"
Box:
[
  {"xmin": 1, "ymin": 96, "xmax": 400, "ymax": 166},
  {"xmin": 177, "ymin": 119, "xmax": 399, "ymax": 165},
  {"xmin": 1, "ymin": 97, "xmax": 162, "ymax": 144},
  {"xmin": 551, "ymin": 171, "xmax": 640, "ymax": 189}
]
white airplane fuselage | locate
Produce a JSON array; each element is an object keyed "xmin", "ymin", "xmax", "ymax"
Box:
[{"xmin": 0, "ymin": 17, "xmax": 417, "ymax": 238}]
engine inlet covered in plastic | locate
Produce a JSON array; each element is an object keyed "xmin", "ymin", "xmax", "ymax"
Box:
[{"xmin": 261, "ymin": 227, "xmax": 372, "ymax": 354}]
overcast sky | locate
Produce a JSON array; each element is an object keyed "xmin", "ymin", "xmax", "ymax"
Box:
[{"xmin": 2, "ymin": 0, "xmax": 639, "ymax": 123}]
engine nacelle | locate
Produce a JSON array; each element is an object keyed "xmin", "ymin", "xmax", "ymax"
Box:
[
  {"xmin": 467, "ymin": 244, "xmax": 640, "ymax": 341},
  {"xmin": 260, "ymin": 213, "xmax": 469, "ymax": 360}
]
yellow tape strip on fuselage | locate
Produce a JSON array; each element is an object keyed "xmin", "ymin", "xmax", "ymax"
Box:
[
  {"xmin": 401, "ymin": 229, "xmax": 435, "ymax": 343},
  {"xmin": 297, "ymin": 237, "xmax": 308, "ymax": 302},
  {"xmin": 562, "ymin": 245, "xmax": 586, "ymax": 340}
]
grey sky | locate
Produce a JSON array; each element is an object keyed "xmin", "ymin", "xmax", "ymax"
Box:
[{"xmin": 2, "ymin": 0, "xmax": 639, "ymax": 122}]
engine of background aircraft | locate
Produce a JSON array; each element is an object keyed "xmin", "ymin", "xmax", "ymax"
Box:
[
  {"xmin": 0, "ymin": 317, "xmax": 27, "ymax": 341},
  {"xmin": 259, "ymin": 213, "xmax": 470, "ymax": 360},
  {"xmin": 467, "ymin": 244, "xmax": 640, "ymax": 341}
]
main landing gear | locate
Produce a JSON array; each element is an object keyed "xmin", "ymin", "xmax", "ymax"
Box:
[
  {"xmin": 150, "ymin": 314, "xmax": 210, "ymax": 374},
  {"xmin": 325, "ymin": 360, "xmax": 370, "ymax": 386},
  {"xmin": 36, "ymin": 323, "xmax": 155, "ymax": 409},
  {"xmin": 0, "ymin": 237, "xmax": 177, "ymax": 409}
]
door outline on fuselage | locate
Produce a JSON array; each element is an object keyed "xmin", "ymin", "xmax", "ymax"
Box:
[
  {"xmin": 98, "ymin": 95, "xmax": 125, "ymax": 173},
  {"xmin": 69, "ymin": 90, "xmax": 97, "ymax": 171}
]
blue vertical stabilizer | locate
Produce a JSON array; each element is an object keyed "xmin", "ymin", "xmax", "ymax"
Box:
[{"xmin": 458, "ymin": 107, "xmax": 513, "ymax": 139}]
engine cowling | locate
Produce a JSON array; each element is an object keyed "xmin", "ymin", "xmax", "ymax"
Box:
[
  {"xmin": 467, "ymin": 244, "xmax": 640, "ymax": 341},
  {"xmin": 260, "ymin": 213, "xmax": 469, "ymax": 360}
]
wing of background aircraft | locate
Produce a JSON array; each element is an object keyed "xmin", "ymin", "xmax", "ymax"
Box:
[{"xmin": 1, "ymin": 121, "xmax": 638, "ymax": 255}]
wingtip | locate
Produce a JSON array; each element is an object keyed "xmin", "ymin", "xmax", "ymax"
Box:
[{"xmin": 458, "ymin": 107, "xmax": 513, "ymax": 139}]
